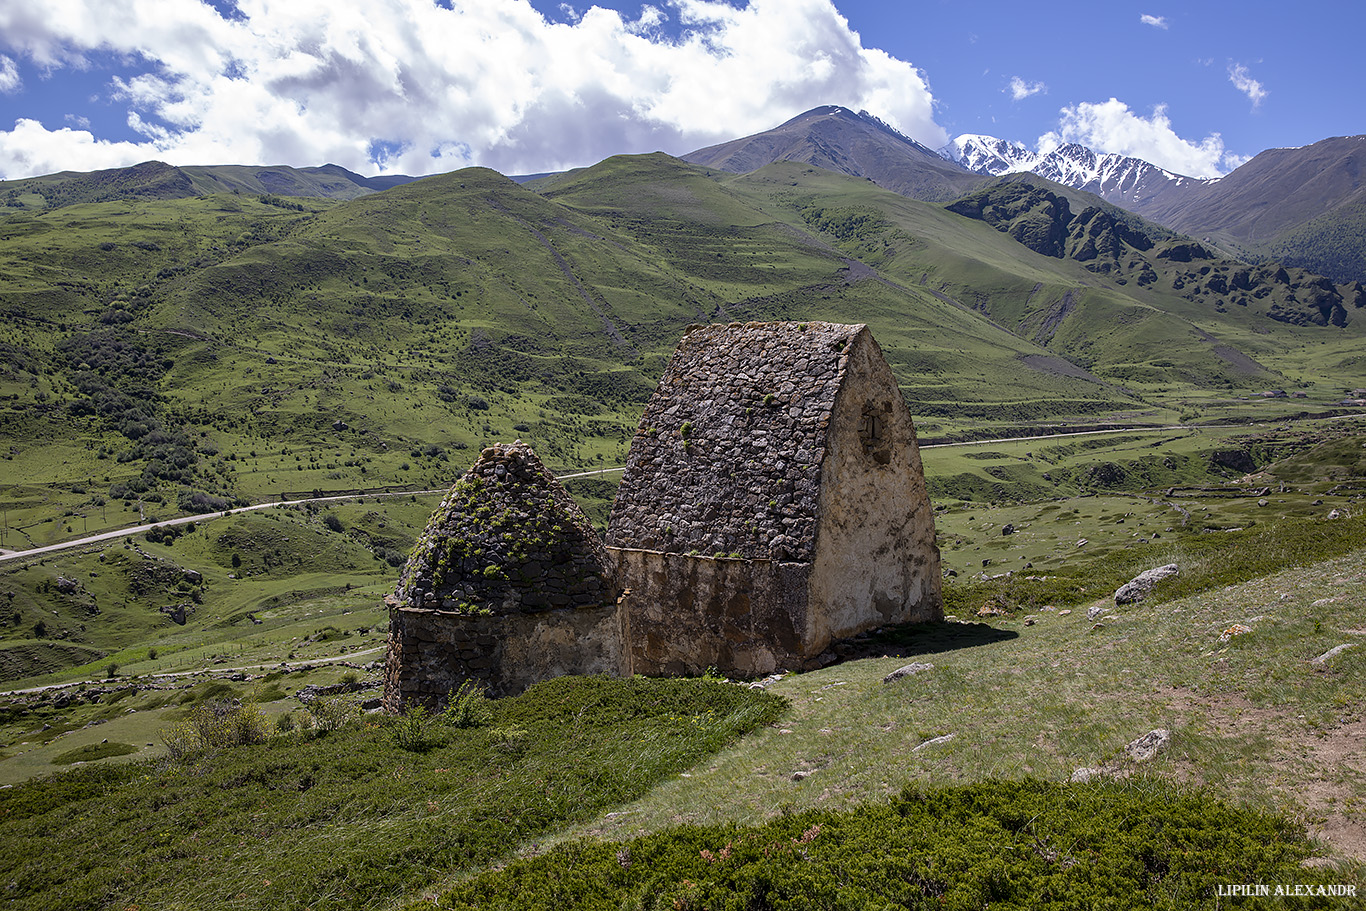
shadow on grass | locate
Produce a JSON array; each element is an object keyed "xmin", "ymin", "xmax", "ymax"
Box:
[{"xmin": 836, "ymin": 620, "xmax": 1018, "ymax": 662}]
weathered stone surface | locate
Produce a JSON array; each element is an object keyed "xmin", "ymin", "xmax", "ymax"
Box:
[
  {"xmin": 883, "ymin": 662, "xmax": 933, "ymax": 684},
  {"xmin": 383, "ymin": 601, "xmax": 626, "ymax": 708},
  {"xmin": 393, "ymin": 441, "xmax": 617, "ymax": 617},
  {"xmin": 383, "ymin": 441, "xmax": 625, "ymax": 710},
  {"xmin": 1125, "ymin": 728, "xmax": 1172, "ymax": 763},
  {"xmin": 1113, "ymin": 563, "xmax": 1179, "ymax": 604},
  {"xmin": 1310, "ymin": 643, "xmax": 1355, "ymax": 666},
  {"xmin": 613, "ymin": 548, "xmax": 808, "ymax": 677},
  {"xmin": 608, "ymin": 321, "xmax": 942, "ymax": 675}
]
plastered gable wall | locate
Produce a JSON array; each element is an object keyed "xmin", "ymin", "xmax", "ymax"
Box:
[{"xmin": 806, "ymin": 329, "xmax": 943, "ymax": 649}]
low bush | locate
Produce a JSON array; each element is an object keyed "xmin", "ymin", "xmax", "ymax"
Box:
[
  {"xmin": 305, "ymin": 694, "xmax": 361, "ymax": 732},
  {"xmin": 0, "ymin": 676, "xmax": 782, "ymax": 911},
  {"xmin": 390, "ymin": 705, "xmax": 438, "ymax": 753},
  {"xmin": 160, "ymin": 698, "xmax": 268, "ymax": 758},
  {"xmin": 441, "ymin": 680, "xmax": 491, "ymax": 728},
  {"xmin": 432, "ymin": 778, "xmax": 1341, "ymax": 910}
]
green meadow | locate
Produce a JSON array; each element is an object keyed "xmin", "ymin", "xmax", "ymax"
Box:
[{"xmin": 2, "ymin": 154, "xmax": 1365, "ymax": 906}]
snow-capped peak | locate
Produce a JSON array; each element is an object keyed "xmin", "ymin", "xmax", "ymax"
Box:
[
  {"xmin": 940, "ymin": 134, "xmax": 1040, "ymax": 174},
  {"xmin": 941, "ymin": 133, "xmax": 1211, "ymax": 207}
]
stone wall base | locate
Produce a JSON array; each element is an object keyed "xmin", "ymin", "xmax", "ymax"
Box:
[
  {"xmin": 382, "ymin": 601, "xmax": 628, "ymax": 710},
  {"xmin": 610, "ymin": 547, "xmax": 813, "ymax": 677}
]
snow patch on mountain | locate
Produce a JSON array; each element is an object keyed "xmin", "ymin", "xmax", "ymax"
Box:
[{"xmin": 941, "ymin": 134, "xmax": 1214, "ymax": 206}]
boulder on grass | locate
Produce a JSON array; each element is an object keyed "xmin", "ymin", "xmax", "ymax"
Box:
[{"xmin": 1114, "ymin": 564, "xmax": 1179, "ymax": 605}]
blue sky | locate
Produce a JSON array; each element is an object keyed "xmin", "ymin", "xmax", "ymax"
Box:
[{"xmin": 0, "ymin": 0, "xmax": 1357, "ymax": 180}]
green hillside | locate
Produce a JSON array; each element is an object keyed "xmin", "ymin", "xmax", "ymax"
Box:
[
  {"xmin": 0, "ymin": 160, "xmax": 413, "ymax": 210},
  {"xmin": 3, "ymin": 152, "xmax": 1366, "ymax": 907},
  {"xmin": 3, "ymin": 152, "xmax": 1366, "ymax": 685}
]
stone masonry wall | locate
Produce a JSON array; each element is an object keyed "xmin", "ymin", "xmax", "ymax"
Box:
[
  {"xmin": 383, "ymin": 600, "xmax": 627, "ymax": 707},
  {"xmin": 382, "ymin": 441, "xmax": 624, "ymax": 709},
  {"xmin": 607, "ymin": 322, "xmax": 865, "ymax": 561},
  {"xmin": 611, "ymin": 548, "xmax": 812, "ymax": 677}
]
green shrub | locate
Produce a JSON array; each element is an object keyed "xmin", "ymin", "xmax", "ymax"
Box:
[
  {"xmin": 390, "ymin": 706, "xmax": 439, "ymax": 753},
  {"xmin": 441, "ymin": 680, "xmax": 491, "ymax": 728},
  {"xmin": 159, "ymin": 698, "xmax": 267, "ymax": 758},
  {"xmin": 305, "ymin": 695, "xmax": 360, "ymax": 733},
  {"xmin": 433, "ymin": 778, "xmax": 1335, "ymax": 911}
]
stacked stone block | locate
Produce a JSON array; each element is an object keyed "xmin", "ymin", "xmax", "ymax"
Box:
[
  {"xmin": 607, "ymin": 321, "xmax": 862, "ymax": 561},
  {"xmin": 393, "ymin": 441, "xmax": 615, "ymax": 615}
]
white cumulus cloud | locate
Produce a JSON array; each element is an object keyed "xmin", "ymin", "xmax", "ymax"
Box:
[
  {"xmin": 1039, "ymin": 98, "xmax": 1244, "ymax": 178},
  {"xmin": 1139, "ymin": 14, "xmax": 1168, "ymax": 29},
  {"xmin": 0, "ymin": 0, "xmax": 947, "ymax": 179},
  {"xmin": 1228, "ymin": 62, "xmax": 1267, "ymax": 108},
  {"xmin": 1007, "ymin": 76, "xmax": 1046, "ymax": 101}
]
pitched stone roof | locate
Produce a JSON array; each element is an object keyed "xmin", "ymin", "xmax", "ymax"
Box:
[
  {"xmin": 606, "ymin": 321, "xmax": 867, "ymax": 562},
  {"xmin": 394, "ymin": 441, "xmax": 615, "ymax": 614}
]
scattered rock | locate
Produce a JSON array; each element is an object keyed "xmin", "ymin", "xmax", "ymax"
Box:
[
  {"xmin": 1058, "ymin": 609, "xmax": 1072, "ymax": 616},
  {"xmin": 791, "ymin": 769, "xmax": 815, "ymax": 781},
  {"xmin": 883, "ymin": 662, "xmax": 933, "ymax": 684},
  {"xmin": 1070, "ymin": 767, "xmax": 1109, "ymax": 783},
  {"xmin": 1124, "ymin": 729, "xmax": 1172, "ymax": 763},
  {"xmin": 1001, "ymin": 523, "xmax": 1014, "ymax": 536},
  {"xmin": 1257, "ymin": 498, "xmax": 1269, "ymax": 507},
  {"xmin": 976, "ymin": 604, "xmax": 1004, "ymax": 618},
  {"xmin": 1327, "ymin": 508, "xmax": 1345, "ymax": 520},
  {"xmin": 1114, "ymin": 563, "xmax": 1179, "ymax": 604},
  {"xmin": 1219, "ymin": 623, "xmax": 1253, "ymax": 643},
  {"xmin": 1087, "ymin": 605, "xmax": 1107, "ymax": 621},
  {"xmin": 1310, "ymin": 644, "xmax": 1355, "ymax": 666},
  {"xmin": 159, "ymin": 602, "xmax": 190, "ymax": 625},
  {"xmin": 56, "ymin": 576, "xmax": 80, "ymax": 594},
  {"xmin": 912, "ymin": 733, "xmax": 955, "ymax": 753}
]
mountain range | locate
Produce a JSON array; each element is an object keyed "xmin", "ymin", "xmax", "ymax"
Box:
[
  {"xmin": 944, "ymin": 132, "xmax": 1366, "ymax": 286},
  {"xmin": 680, "ymin": 107, "xmax": 1364, "ymax": 286}
]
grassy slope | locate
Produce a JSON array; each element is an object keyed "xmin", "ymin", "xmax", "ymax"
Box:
[
  {"xmin": 723, "ymin": 163, "xmax": 1366, "ymax": 408},
  {"xmin": 2, "ymin": 151, "xmax": 1364, "ymax": 685},
  {"xmin": 533, "ymin": 547, "xmax": 1366, "ymax": 864},
  {"xmin": 0, "ymin": 676, "xmax": 784, "ymax": 911}
]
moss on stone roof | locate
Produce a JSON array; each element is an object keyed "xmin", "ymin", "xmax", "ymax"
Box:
[
  {"xmin": 395, "ymin": 441, "xmax": 615, "ymax": 615},
  {"xmin": 606, "ymin": 321, "xmax": 867, "ymax": 561}
]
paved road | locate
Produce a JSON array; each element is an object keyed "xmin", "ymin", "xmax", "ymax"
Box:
[
  {"xmin": 0, "ymin": 467, "xmax": 627, "ymax": 564},
  {"xmin": 7, "ymin": 412, "xmax": 1354, "ymax": 564}
]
